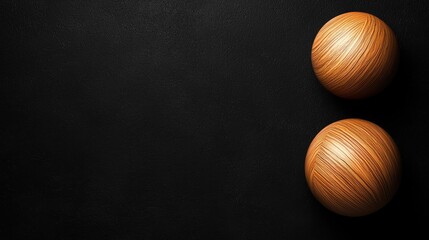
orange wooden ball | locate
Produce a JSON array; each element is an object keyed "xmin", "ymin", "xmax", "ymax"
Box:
[
  {"xmin": 305, "ymin": 119, "xmax": 401, "ymax": 217},
  {"xmin": 311, "ymin": 12, "xmax": 399, "ymax": 99}
]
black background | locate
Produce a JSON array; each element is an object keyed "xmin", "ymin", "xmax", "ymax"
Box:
[{"xmin": 3, "ymin": 0, "xmax": 428, "ymax": 239}]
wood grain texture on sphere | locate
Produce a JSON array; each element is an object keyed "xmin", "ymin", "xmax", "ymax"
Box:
[
  {"xmin": 311, "ymin": 12, "xmax": 399, "ymax": 99},
  {"xmin": 305, "ymin": 119, "xmax": 401, "ymax": 217}
]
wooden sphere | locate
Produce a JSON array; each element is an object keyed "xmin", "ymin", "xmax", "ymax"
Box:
[
  {"xmin": 311, "ymin": 12, "xmax": 399, "ymax": 99},
  {"xmin": 305, "ymin": 119, "xmax": 401, "ymax": 217}
]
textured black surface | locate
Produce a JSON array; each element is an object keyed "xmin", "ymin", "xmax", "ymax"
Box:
[{"xmin": 3, "ymin": 0, "xmax": 428, "ymax": 239}]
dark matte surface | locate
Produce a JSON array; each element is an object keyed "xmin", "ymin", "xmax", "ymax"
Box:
[{"xmin": 3, "ymin": 0, "xmax": 428, "ymax": 239}]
